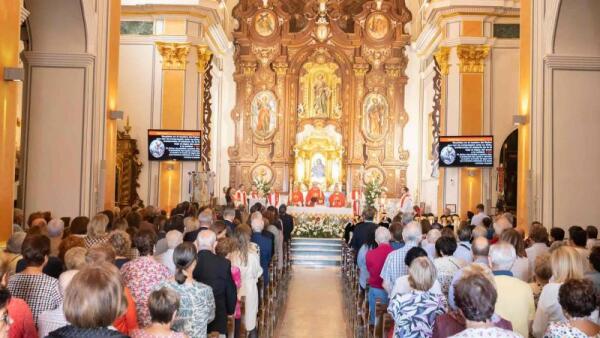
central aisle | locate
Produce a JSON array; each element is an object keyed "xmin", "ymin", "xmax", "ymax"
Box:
[{"xmin": 277, "ymin": 266, "xmax": 348, "ymax": 338}]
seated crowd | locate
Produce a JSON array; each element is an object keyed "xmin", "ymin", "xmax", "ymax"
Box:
[
  {"xmin": 1, "ymin": 201, "xmax": 293, "ymax": 338},
  {"xmin": 345, "ymin": 203, "xmax": 600, "ymax": 338}
]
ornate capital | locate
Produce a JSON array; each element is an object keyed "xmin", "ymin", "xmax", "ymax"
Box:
[
  {"xmin": 434, "ymin": 47, "xmax": 450, "ymax": 76},
  {"xmin": 273, "ymin": 62, "xmax": 288, "ymax": 76},
  {"xmin": 196, "ymin": 45, "xmax": 213, "ymax": 74},
  {"xmin": 353, "ymin": 63, "xmax": 370, "ymax": 77},
  {"xmin": 155, "ymin": 42, "xmax": 191, "ymax": 70},
  {"xmin": 385, "ymin": 63, "xmax": 402, "ymax": 78},
  {"xmin": 241, "ymin": 62, "xmax": 257, "ymax": 77},
  {"xmin": 456, "ymin": 45, "xmax": 489, "ymax": 73}
]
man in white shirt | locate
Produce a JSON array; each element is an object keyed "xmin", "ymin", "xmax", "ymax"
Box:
[
  {"xmin": 454, "ymin": 226, "xmax": 473, "ymax": 263},
  {"xmin": 390, "ymin": 246, "xmax": 442, "ymax": 298},
  {"xmin": 155, "ymin": 230, "xmax": 184, "ymax": 274},
  {"xmin": 398, "ymin": 186, "xmax": 413, "ymax": 214},
  {"xmin": 470, "ymin": 203, "xmax": 488, "ymax": 226}
]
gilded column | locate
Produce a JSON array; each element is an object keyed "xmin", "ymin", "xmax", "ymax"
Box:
[
  {"xmin": 350, "ymin": 63, "xmax": 369, "ymax": 190},
  {"xmin": 456, "ymin": 44, "xmax": 489, "ymax": 217},
  {"xmin": 156, "ymin": 42, "xmax": 191, "ymax": 212},
  {"xmin": 273, "ymin": 62, "xmax": 288, "ymax": 162},
  {"xmin": 434, "ymin": 47, "xmax": 449, "ymax": 215},
  {"xmin": 103, "ymin": 0, "xmax": 121, "ymax": 210},
  {"xmin": 0, "ymin": 0, "xmax": 20, "ymax": 243},
  {"xmin": 196, "ymin": 45, "xmax": 213, "ymax": 171}
]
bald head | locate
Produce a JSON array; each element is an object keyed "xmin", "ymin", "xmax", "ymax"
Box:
[
  {"xmin": 402, "ymin": 221, "xmax": 422, "ymax": 243},
  {"xmin": 250, "ymin": 212, "xmax": 264, "ymax": 232},
  {"xmin": 196, "ymin": 230, "xmax": 217, "ymax": 251},
  {"xmin": 472, "ymin": 236, "xmax": 490, "ymax": 258},
  {"xmin": 493, "ymin": 214, "xmax": 513, "ymax": 236}
]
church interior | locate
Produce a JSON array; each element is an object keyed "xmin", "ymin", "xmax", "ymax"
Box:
[{"xmin": 1, "ymin": 0, "xmax": 600, "ymax": 337}]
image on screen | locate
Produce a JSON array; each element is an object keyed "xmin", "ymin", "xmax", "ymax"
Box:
[
  {"xmin": 147, "ymin": 130, "xmax": 201, "ymax": 161},
  {"xmin": 438, "ymin": 136, "xmax": 493, "ymax": 167}
]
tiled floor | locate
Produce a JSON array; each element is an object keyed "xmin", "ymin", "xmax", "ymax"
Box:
[{"xmin": 278, "ymin": 266, "xmax": 348, "ymax": 338}]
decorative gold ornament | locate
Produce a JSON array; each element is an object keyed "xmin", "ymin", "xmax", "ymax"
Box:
[
  {"xmin": 241, "ymin": 62, "xmax": 257, "ymax": 76},
  {"xmin": 251, "ymin": 44, "xmax": 278, "ymax": 65},
  {"xmin": 196, "ymin": 45, "xmax": 213, "ymax": 73},
  {"xmin": 155, "ymin": 42, "xmax": 191, "ymax": 70},
  {"xmin": 456, "ymin": 45, "xmax": 489, "ymax": 73},
  {"xmin": 385, "ymin": 63, "xmax": 402, "ymax": 78},
  {"xmin": 353, "ymin": 63, "xmax": 370, "ymax": 77},
  {"xmin": 434, "ymin": 47, "xmax": 450, "ymax": 76},
  {"xmin": 273, "ymin": 62, "xmax": 289, "ymax": 76}
]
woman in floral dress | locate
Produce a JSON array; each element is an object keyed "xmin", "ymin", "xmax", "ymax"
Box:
[{"xmin": 388, "ymin": 256, "xmax": 447, "ymax": 338}]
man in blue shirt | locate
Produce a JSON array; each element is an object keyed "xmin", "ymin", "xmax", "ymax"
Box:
[{"xmin": 250, "ymin": 211, "xmax": 273, "ymax": 286}]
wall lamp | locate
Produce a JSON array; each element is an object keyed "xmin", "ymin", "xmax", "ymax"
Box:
[
  {"xmin": 109, "ymin": 110, "xmax": 124, "ymax": 120},
  {"xmin": 3, "ymin": 67, "xmax": 24, "ymax": 82},
  {"xmin": 513, "ymin": 115, "xmax": 528, "ymax": 126}
]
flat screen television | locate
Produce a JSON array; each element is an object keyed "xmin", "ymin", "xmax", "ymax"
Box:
[
  {"xmin": 147, "ymin": 129, "xmax": 201, "ymax": 161},
  {"xmin": 438, "ymin": 136, "xmax": 493, "ymax": 167}
]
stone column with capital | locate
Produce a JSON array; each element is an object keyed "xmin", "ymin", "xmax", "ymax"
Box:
[
  {"xmin": 155, "ymin": 41, "xmax": 191, "ymax": 212},
  {"xmin": 456, "ymin": 44, "xmax": 489, "ymax": 217}
]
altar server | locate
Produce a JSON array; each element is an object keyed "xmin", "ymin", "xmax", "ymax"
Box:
[
  {"xmin": 249, "ymin": 184, "xmax": 260, "ymax": 199},
  {"xmin": 266, "ymin": 188, "xmax": 280, "ymax": 207},
  {"xmin": 235, "ymin": 184, "xmax": 247, "ymax": 207},
  {"xmin": 351, "ymin": 188, "xmax": 364, "ymax": 216},
  {"xmin": 399, "ymin": 186, "xmax": 413, "ymax": 214}
]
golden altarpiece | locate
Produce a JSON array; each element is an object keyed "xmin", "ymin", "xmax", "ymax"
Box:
[{"xmin": 228, "ymin": 0, "xmax": 412, "ymax": 196}]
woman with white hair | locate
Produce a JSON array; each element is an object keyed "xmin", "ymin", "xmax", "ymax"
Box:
[
  {"xmin": 422, "ymin": 229, "xmax": 442, "ymax": 259},
  {"xmin": 365, "ymin": 227, "xmax": 393, "ymax": 325},
  {"xmin": 84, "ymin": 214, "xmax": 110, "ymax": 248}
]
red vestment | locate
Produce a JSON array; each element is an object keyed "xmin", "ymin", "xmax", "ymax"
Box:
[
  {"xmin": 305, "ymin": 187, "xmax": 325, "ymax": 206},
  {"xmin": 329, "ymin": 192, "xmax": 346, "ymax": 208},
  {"xmin": 235, "ymin": 190, "xmax": 247, "ymax": 206},
  {"xmin": 291, "ymin": 191, "xmax": 304, "ymax": 206},
  {"xmin": 267, "ymin": 192, "xmax": 280, "ymax": 206}
]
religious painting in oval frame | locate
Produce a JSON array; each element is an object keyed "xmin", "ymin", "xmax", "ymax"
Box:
[
  {"xmin": 363, "ymin": 166, "xmax": 386, "ymax": 185},
  {"xmin": 362, "ymin": 93, "xmax": 389, "ymax": 140},
  {"xmin": 251, "ymin": 90, "xmax": 277, "ymax": 138},
  {"xmin": 365, "ymin": 13, "xmax": 391, "ymax": 40},
  {"xmin": 254, "ymin": 11, "xmax": 277, "ymax": 37},
  {"xmin": 251, "ymin": 163, "xmax": 274, "ymax": 185}
]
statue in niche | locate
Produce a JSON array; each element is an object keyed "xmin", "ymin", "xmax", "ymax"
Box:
[
  {"xmin": 298, "ymin": 51, "xmax": 341, "ymax": 120},
  {"xmin": 313, "ymin": 73, "xmax": 331, "ymax": 117}
]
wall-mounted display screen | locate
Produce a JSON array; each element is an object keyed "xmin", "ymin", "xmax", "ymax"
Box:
[
  {"xmin": 438, "ymin": 136, "xmax": 494, "ymax": 167},
  {"xmin": 147, "ymin": 130, "xmax": 201, "ymax": 161}
]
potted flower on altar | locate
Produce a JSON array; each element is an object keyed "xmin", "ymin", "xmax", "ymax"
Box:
[{"xmin": 364, "ymin": 180, "xmax": 387, "ymax": 208}]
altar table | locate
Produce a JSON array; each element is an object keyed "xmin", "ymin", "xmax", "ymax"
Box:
[{"xmin": 288, "ymin": 206, "xmax": 353, "ymax": 238}]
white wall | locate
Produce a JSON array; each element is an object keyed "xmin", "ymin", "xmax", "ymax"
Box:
[
  {"xmin": 404, "ymin": 47, "xmax": 421, "ymax": 203},
  {"xmin": 531, "ymin": 0, "xmax": 600, "ymax": 229}
]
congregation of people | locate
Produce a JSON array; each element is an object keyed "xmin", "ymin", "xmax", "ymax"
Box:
[
  {"xmin": 0, "ymin": 201, "xmax": 294, "ymax": 338},
  {"xmin": 346, "ymin": 203, "xmax": 600, "ymax": 338}
]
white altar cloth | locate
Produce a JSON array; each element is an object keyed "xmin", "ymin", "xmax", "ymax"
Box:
[{"xmin": 287, "ymin": 206, "xmax": 354, "ymax": 217}]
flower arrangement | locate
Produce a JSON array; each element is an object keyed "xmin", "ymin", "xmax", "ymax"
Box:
[
  {"xmin": 292, "ymin": 215, "xmax": 349, "ymax": 238},
  {"xmin": 252, "ymin": 177, "xmax": 271, "ymax": 196},
  {"xmin": 364, "ymin": 180, "xmax": 387, "ymax": 208}
]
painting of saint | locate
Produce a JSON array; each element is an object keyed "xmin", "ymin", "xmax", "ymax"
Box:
[
  {"xmin": 251, "ymin": 91, "xmax": 277, "ymax": 136},
  {"xmin": 364, "ymin": 93, "xmax": 388, "ymax": 137},
  {"xmin": 366, "ymin": 13, "xmax": 390, "ymax": 40},
  {"xmin": 254, "ymin": 11, "xmax": 276, "ymax": 37},
  {"xmin": 312, "ymin": 73, "xmax": 331, "ymax": 116}
]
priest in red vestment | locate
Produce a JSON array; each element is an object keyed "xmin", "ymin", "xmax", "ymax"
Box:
[
  {"xmin": 328, "ymin": 184, "xmax": 346, "ymax": 208},
  {"xmin": 290, "ymin": 185, "xmax": 304, "ymax": 206},
  {"xmin": 305, "ymin": 182, "xmax": 325, "ymax": 207}
]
